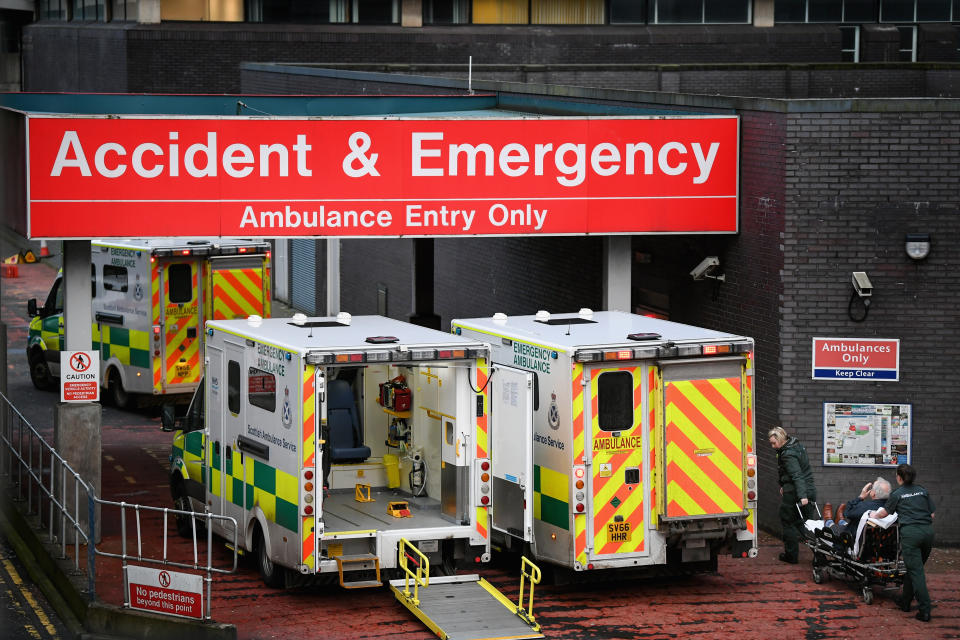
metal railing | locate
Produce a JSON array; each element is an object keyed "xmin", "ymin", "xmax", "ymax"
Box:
[
  {"xmin": 0, "ymin": 392, "xmax": 95, "ymax": 595},
  {"xmin": 0, "ymin": 392, "xmax": 238, "ymax": 620},
  {"xmin": 516, "ymin": 555, "xmax": 541, "ymax": 627},
  {"xmin": 396, "ymin": 538, "xmax": 430, "ymax": 607}
]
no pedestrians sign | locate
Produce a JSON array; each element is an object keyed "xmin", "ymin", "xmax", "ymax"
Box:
[{"xmin": 60, "ymin": 350, "xmax": 100, "ymax": 402}]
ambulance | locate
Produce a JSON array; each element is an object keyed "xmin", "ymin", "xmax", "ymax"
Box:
[
  {"xmin": 26, "ymin": 238, "xmax": 271, "ymax": 406},
  {"xmin": 452, "ymin": 309, "xmax": 758, "ymax": 575},
  {"xmin": 165, "ymin": 314, "xmax": 498, "ymax": 589}
]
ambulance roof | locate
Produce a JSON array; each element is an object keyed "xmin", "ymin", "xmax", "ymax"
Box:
[
  {"xmin": 209, "ymin": 315, "xmax": 485, "ymax": 354},
  {"xmin": 453, "ymin": 311, "xmax": 750, "ymax": 352},
  {"xmin": 93, "ymin": 238, "xmax": 267, "ymax": 251}
]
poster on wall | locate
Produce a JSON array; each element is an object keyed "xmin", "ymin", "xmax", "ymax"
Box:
[{"xmin": 823, "ymin": 402, "xmax": 911, "ymax": 467}]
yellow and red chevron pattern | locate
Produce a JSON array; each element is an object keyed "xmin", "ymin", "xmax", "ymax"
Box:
[
  {"xmin": 572, "ymin": 363, "xmax": 585, "ymax": 465},
  {"xmin": 475, "ymin": 359, "xmax": 489, "ymax": 459},
  {"xmin": 152, "ymin": 260, "xmax": 162, "ymax": 393},
  {"xmin": 590, "ymin": 367, "xmax": 645, "ymax": 557},
  {"xmin": 302, "ymin": 366, "xmax": 316, "ymax": 569},
  {"xmin": 664, "ymin": 376, "xmax": 744, "ymax": 518},
  {"xmin": 164, "ymin": 261, "xmax": 201, "ymax": 386},
  {"xmin": 211, "ymin": 266, "xmax": 267, "ymax": 320},
  {"xmin": 649, "ymin": 368, "xmax": 659, "ymax": 525}
]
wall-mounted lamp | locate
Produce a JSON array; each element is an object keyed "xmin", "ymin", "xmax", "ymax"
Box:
[
  {"xmin": 905, "ymin": 234, "xmax": 931, "ymax": 261},
  {"xmin": 690, "ymin": 256, "xmax": 724, "ymax": 282}
]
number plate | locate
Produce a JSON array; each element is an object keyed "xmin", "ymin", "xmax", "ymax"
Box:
[
  {"xmin": 607, "ymin": 521, "xmax": 631, "ymax": 543},
  {"xmin": 176, "ymin": 363, "xmax": 191, "ymax": 377}
]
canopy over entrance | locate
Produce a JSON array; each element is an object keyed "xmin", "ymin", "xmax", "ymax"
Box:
[{"xmin": 1, "ymin": 93, "xmax": 739, "ymax": 240}]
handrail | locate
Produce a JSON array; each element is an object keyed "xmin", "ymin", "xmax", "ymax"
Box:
[
  {"xmin": 517, "ymin": 555, "xmax": 541, "ymax": 626},
  {"xmin": 0, "ymin": 391, "xmax": 237, "ymax": 620},
  {"xmin": 396, "ymin": 538, "xmax": 429, "ymax": 606}
]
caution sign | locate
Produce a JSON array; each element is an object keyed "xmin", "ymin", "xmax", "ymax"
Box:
[
  {"xmin": 60, "ymin": 350, "xmax": 100, "ymax": 403},
  {"xmin": 126, "ymin": 565, "xmax": 203, "ymax": 620},
  {"xmin": 607, "ymin": 521, "xmax": 632, "ymax": 543}
]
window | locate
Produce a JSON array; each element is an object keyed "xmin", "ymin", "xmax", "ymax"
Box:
[
  {"xmin": 249, "ymin": 0, "xmax": 330, "ymax": 23},
  {"xmin": 167, "ymin": 264, "xmax": 193, "ymax": 303},
  {"xmin": 111, "ymin": 0, "xmax": 137, "ymax": 21},
  {"xmin": 424, "ymin": 0, "xmax": 469, "ymax": 23},
  {"xmin": 650, "ymin": 0, "xmax": 750, "ymax": 23},
  {"xmin": 38, "ymin": 0, "xmax": 68, "ymax": 20},
  {"xmin": 103, "ymin": 265, "xmax": 128, "ymax": 292},
  {"xmin": 776, "ymin": 0, "xmax": 878, "ymax": 22},
  {"xmin": 897, "ymin": 24, "xmax": 918, "ymax": 60},
  {"xmin": 610, "ymin": 0, "xmax": 646, "ymax": 23},
  {"xmin": 596, "ymin": 371, "xmax": 634, "ymax": 432},
  {"xmin": 840, "ymin": 25, "xmax": 860, "ymax": 61},
  {"xmin": 248, "ymin": 366, "xmax": 277, "ymax": 412},
  {"xmin": 228, "ymin": 360, "xmax": 241, "ymax": 414},
  {"xmin": 72, "ymin": 0, "xmax": 105, "ymax": 21}
]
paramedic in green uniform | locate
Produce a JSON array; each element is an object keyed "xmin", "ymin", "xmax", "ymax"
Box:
[
  {"xmin": 870, "ymin": 463, "xmax": 936, "ymax": 621},
  {"xmin": 769, "ymin": 426, "xmax": 817, "ymax": 564}
]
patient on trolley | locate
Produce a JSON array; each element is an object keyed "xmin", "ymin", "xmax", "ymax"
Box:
[{"xmin": 805, "ymin": 477, "xmax": 893, "ymax": 549}]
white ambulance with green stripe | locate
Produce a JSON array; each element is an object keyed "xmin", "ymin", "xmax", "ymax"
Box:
[
  {"xmin": 27, "ymin": 238, "xmax": 270, "ymax": 407},
  {"xmin": 453, "ymin": 309, "xmax": 758, "ymax": 577},
  {"xmin": 165, "ymin": 314, "xmax": 500, "ymax": 589}
]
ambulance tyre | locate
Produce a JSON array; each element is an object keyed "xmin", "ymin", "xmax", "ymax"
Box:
[
  {"xmin": 173, "ymin": 494, "xmax": 194, "ymax": 538},
  {"xmin": 29, "ymin": 349, "xmax": 54, "ymax": 391},
  {"xmin": 108, "ymin": 368, "xmax": 130, "ymax": 409},
  {"xmin": 255, "ymin": 523, "xmax": 286, "ymax": 588}
]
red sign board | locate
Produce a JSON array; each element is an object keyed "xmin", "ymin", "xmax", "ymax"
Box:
[
  {"xmin": 26, "ymin": 115, "xmax": 739, "ymax": 238},
  {"xmin": 126, "ymin": 565, "xmax": 204, "ymax": 620},
  {"xmin": 812, "ymin": 338, "xmax": 900, "ymax": 381}
]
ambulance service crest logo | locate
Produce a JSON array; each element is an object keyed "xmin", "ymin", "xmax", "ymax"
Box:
[
  {"xmin": 281, "ymin": 386, "xmax": 292, "ymax": 427},
  {"xmin": 548, "ymin": 392, "xmax": 560, "ymax": 429}
]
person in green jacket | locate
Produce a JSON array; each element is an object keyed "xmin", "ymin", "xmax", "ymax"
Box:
[
  {"xmin": 869, "ymin": 463, "xmax": 936, "ymax": 621},
  {"xmin": 769, "ymin": 426, "xmax": 817, "ymax": 564}
]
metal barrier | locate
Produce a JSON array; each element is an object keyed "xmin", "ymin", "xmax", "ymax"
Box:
[
  {"xmin": 396, "ymin": 538, "xmax": 430, "ymax": 607},
  {"xmin": 0, "ymin": 391, "xmax": 238, "ymax": 621}
]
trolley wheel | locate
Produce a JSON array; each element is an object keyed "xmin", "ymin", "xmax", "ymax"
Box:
[
  {"xmin": 862, "ymin": 586, "xmax": 874, "ymax": 605},
  {"xmin": 812, "ymin": 567, "xmax": 823, "ymax": 584}
]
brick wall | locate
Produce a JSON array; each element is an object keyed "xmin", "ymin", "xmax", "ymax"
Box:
[
  {"xmin": 781, "ymin": 110, "xmax": 960, "ymax": 542},
  {"xmin": 24, "ymin": 22, "xmax": 847, "ymax": 94}
]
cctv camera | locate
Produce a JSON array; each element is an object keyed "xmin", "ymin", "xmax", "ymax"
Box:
[
  {"xmin": 852, "ymin": 272, "xmax": 872, "ymax": 297},
  {"xmin": 690, "ymin": 256, "xmax": 720, "ymax": 280}
]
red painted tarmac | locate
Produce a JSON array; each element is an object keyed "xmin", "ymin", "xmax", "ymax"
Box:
[{"xmin": 3, "ymin": 261, "xmax": 959, "ymax": 639}]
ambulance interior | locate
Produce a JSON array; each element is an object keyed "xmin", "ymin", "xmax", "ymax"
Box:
[{"xmin": 319, "ymin": 362, "xmax": 472, "ymax": 534}]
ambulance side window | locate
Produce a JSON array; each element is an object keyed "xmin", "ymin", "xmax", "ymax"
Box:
[
  {"xmin": 91, "ymin": 264, "xmax": 97, "ymax": 298},
  {"xmin": 102, "ymin": 265, "xmax": 128, "ymax": 293},
  {"xmin": 228, "ymin": 360, "xmax": 241, "ymax": 415},
  {"xmin": 248, "ymin": 366, "xmax": 276, "ymax": 413},
  {"xmin": 596, "ymin": 371, "xmax": 633, "ymax": 432},
  {"xmin": 168, "ymin": 264, "xmax": 193, "ymax": 303}
]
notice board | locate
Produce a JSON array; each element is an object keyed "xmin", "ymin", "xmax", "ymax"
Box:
[{"xmin": 823, "ymin": 402, "xmax": 911, "ymax": 468}]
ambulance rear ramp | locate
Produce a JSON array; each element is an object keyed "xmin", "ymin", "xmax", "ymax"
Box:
[{"xmin": 389, "ymin": 542, "xmax": 543, "ymax": 640}]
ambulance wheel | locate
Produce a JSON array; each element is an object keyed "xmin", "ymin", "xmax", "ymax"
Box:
[
  {"xmin": 29, "ymin": 350, "xmax": 54, "ymax": 391},
  {"xmin": 108, "ymin": 369, "xmax": 130, "ymax": 409},
  {"xmin": 174, "ymin": 494, "xmax": 194, "ymax": 538},
  {"xmin": 255, "ymin": 524, "xmax": 286, "ymax": 589}
]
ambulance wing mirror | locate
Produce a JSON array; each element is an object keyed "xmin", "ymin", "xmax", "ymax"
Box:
[
  {"xmin": 160, "ymin": 403, "xmax": 177, "ymax": 432},
  {"xmin": 27, "ymin": 299, "xmax": 38, "ymax": 318}
]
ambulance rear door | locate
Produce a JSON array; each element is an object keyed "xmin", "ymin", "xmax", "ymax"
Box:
[
  {"xmin": 160, "ymin": 258, "xmax": 203, "ymax": 390},
  {"xmin": 659, "ymin": 358, "xmax": 746, "ymax": 521},
  {"xmin": 489, "ymin": 365, "xmax": 534, "ymax": 541},
  {"xmin": 207, "ymin": 255, "xmax": 270, "ymax": 321},
  {"xmin": 585, "ymin": 363, "xmax": 649, "ymax": 560}
]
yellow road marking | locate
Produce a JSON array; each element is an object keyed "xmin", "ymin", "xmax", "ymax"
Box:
[{"xmin": 3, "ymin": 559, "xmax": 58, "ymax": 638}]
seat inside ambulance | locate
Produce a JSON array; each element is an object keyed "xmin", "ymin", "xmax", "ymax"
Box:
[{"xmin": 327, "ymin": 379, "xmax": 371, "ymax": 462}]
